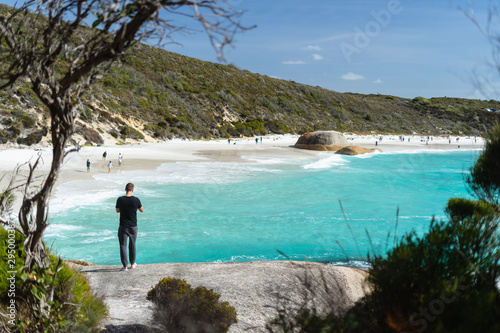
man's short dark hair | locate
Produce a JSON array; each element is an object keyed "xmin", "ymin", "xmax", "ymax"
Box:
[{"xmin": 125, "ymin": 183, "xmax": 134, "ymax": 192}]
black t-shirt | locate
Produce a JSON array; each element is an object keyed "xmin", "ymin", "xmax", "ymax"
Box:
[{"xmin": 116, "ymin": 196, "xmax": 142, "ymax": 228}]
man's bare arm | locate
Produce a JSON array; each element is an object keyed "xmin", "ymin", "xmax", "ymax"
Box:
[
  {"xmin": 139, "ymin": 207, "xmax": 144, "ymax": 213},
  {"xmin": 116, "ymin": 208, "xmax": 120, "ymax": 213}
]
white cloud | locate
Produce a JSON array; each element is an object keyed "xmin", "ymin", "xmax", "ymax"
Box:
[
  {"xmin": 312, "ymin": 54, "xmax": 324, "ymax": 60},
  {"xmin": 302, "ymin": 45, "xmax": 323, "ymax": 51},
  {"xmin": 373, "ymin": 79, "xmax": 383, "ymax": 84},
  {"xmin": 341, "ymin": 72, "xmax": 365, "ymax": 81},
  {"xmin": 282, "ymin": 60, "xmax": 307, "ymax": 65}
]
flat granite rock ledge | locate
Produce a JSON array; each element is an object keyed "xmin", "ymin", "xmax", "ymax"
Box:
[{"xmin": 79, "ymin": 261, "xmax": 369, "ymax": 333}]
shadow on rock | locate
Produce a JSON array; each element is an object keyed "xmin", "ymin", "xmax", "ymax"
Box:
[{"xmin": 101, "ymin": 324, "xmax": 163, "ymax": 333}]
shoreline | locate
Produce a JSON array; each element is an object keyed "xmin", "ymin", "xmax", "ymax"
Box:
[{"xmin": 0, "ymin": 132, "xmax": 485, "ymax": 175}]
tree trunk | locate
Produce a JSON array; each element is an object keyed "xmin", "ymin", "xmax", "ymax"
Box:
[{"xmin": 19, "ymin": 98, "xmax": 74, "ymax": 270}]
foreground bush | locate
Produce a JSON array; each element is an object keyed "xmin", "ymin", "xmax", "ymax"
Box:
[
  {"xmin": 350, "ymin": 213, "xmax": 500, "ymax": 332},
  {"xmin": 147, "ymin": 277, "xmax": 237, "ymax": 333},
  {"xmin": 0, "ymin": 228, "xmax": 108, "ymax": 332}
]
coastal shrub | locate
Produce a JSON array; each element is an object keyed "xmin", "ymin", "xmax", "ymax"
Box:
[
  {"xmin": 466, "ymin": 125, "xmax": 500, "ymax": 209},
  {"xmin": 8, "ymin": 126, "xmax": 21, "ymax": 136},
  {"xmin": 265, "ymin": 121, "xmax": 292, "ymax": 134},
  {"xmin": 345, "ymin": 212, "xmax": 500, "ymax": 332},
  {"xmin": 80, "ymin": 107, "xmax": 93, "ymax": 120},
  {"xmin": 16, "ymin": 128, "xmax": 46, "ymax": 146},
  {"xmin": 147, "ymin": 277, "xmax": 237, "ymax": 333},
  {"xmin": 0, "ymin": 228, "xmax": 108, "ymax": 332},
  {"xmin": 232, "ymin": 119, "xmax": 266, "ymax": 136},
  {"xmin": 0, "ymin": 130, "xmax": 13, "ymax": 144},
  {"xmin": 19, "ymin": 113, "xmax": 36, "ymax": 128},
  {"xmin": 267, "ymin": 308, "xmax": 346, "ymax": 333},
  {"xmin": 412, "ymin": 96, "xmax": 431, "ymax": 104}
]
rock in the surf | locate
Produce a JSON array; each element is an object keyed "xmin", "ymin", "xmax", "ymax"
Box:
[
  {"xmin": 294, "ymin": 131, "xmax": 348, "ymax": 151},
  {"xmin": 336, "ymin": 146, "xmax": 381, "ymax": 156}
]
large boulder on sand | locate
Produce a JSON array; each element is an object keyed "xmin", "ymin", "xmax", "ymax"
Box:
[
  {"xmin": 336, "ymin": 146, "xmax": 381, "ymax": 156},
  {"xmin": 295, "ymin": 131, "xmax": 348, "ymax": 151}
]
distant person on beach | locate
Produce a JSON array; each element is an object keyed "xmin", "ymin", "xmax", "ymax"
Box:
[
  {"xmin": 115, "ymin": 183, "xmax": 144, "ymax": 271},
  {"xmin": 86, "ymin": 159, "xmax": 91, "ymax": 173},
  {"xmin": 228, "ymin": 137, "xmax": 231, "ymax": 144},
  {"xmin": 255, "ymin": 137, "xmax": 259, "ymax": 144},
  {"xmin": 108, "ymin": 161, "xmax": 112, "ymax": 173},
  {"xmin": 103, "ymin": 151, "xmax": 107, "ymax": 160},
  {"xmin": 118, "ymin": 153, "xmax": 122, "ymax": 167}
]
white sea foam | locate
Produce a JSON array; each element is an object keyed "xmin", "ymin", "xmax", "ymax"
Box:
[
  {"xmin": 51, "ymin": 180, "xmax": 120, "ymax": 213},
  {"xmin": 377, "ymin": 147, "xmax": 482, "ymax": 156},
  {"xmin": 46, "ymin": 224, "xmax": 83, "ymax": 232},
  {"xmin": 302, "ymin": 154, "xmax": 349, "ymax": 169},
  {"xmin": 241, "ymin": 156, "xmax": 294, "ymax": 165},
  {"xmin": 329, "ymin": 260, "xmax": 372, "ymax": 270},
  {"xmin": 79, "ymin": 230, "xmax": 114, "ymax": 237},
  {"xmin": 45, "ymin": 224, "xmax": 84, "ymax": 238},
  {"xmin": 215, "ymin": 254, "xmax": 278, "ymax": 263},
  {"xmin": 151, "ymin": 161, "xmax": 282, "ymax": 184},
  {"xmin": 81, "ymin": 236, "xmax": 115, "ymax": 244}
]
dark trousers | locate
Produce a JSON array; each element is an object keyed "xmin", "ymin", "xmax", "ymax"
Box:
[{"xmin": 118, "ymin": 226, "xmax": 138, "ymax": 267}]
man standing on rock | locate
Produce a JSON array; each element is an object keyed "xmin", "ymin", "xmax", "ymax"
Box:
[{"xmin": 115, "ymin": 183, "xmax": 144, "ymax": 271}]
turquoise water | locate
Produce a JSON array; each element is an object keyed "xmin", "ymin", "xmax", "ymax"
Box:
[{"xmin": 45, "ymin": 149, "xmax": 479, "ymax": 267}]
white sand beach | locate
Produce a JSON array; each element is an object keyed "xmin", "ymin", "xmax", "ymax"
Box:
[{"xmin": 0, "ymin": 133, "xmax": 484, "ymax": 185}]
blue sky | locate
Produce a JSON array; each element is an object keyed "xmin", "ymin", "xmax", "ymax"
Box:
[
  {"xmin": 2, "ymin": 0, "xmax": 498, "ymax": 99},
  {"xmin": 162, "ymin": 0, "xmax": 498, "ymax": 100}
]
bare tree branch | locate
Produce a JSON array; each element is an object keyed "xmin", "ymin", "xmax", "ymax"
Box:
[{"xmin": 460, "ymin": 1, "xmax": 500, "ymax": 98}]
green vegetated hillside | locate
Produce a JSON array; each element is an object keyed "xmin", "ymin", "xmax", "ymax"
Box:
[{"xmin": 1, "ymin": 33, "xmax": 499, "ymax": 146}]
